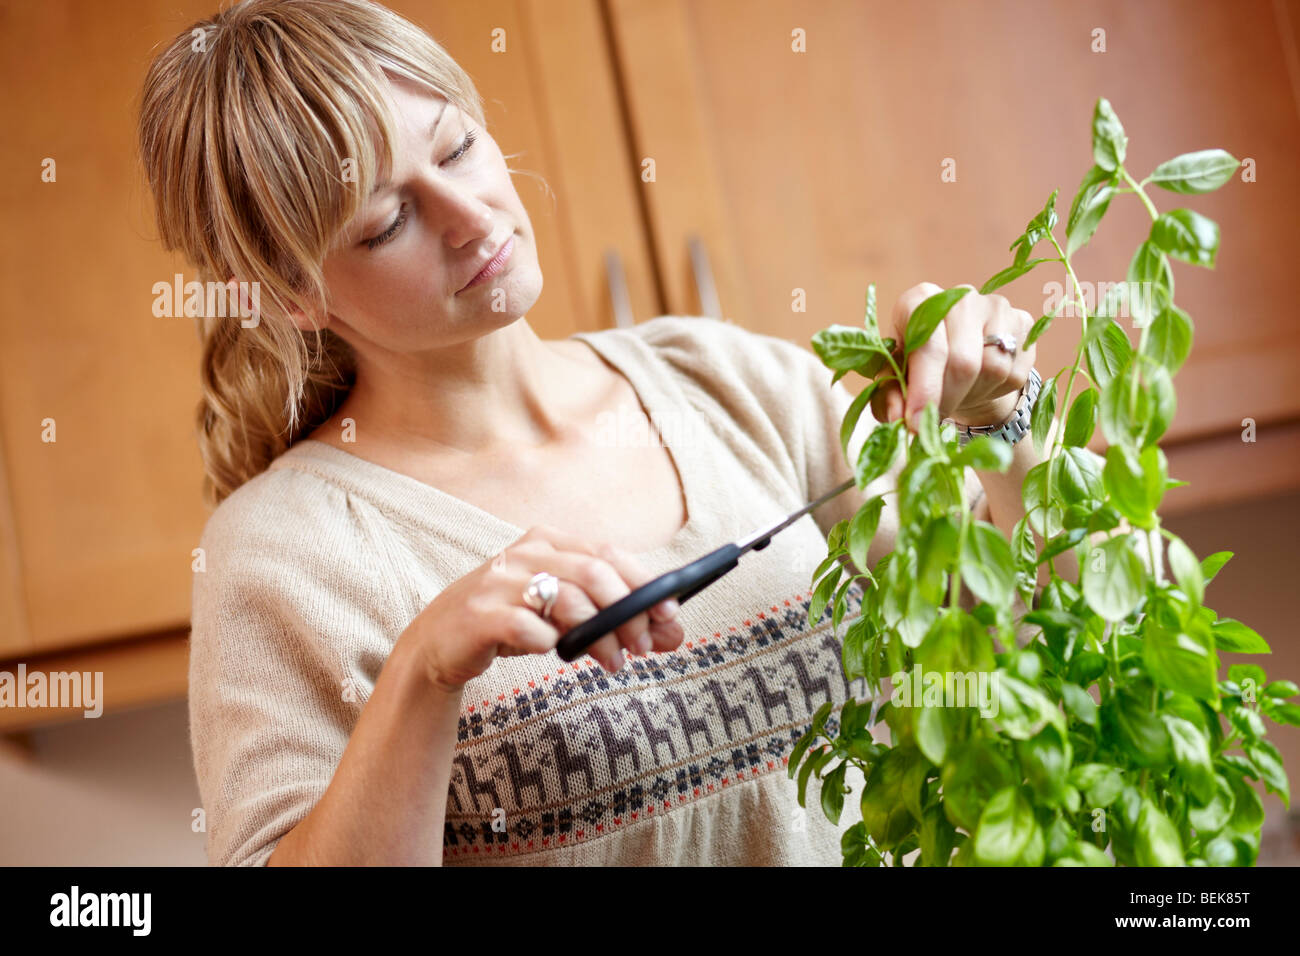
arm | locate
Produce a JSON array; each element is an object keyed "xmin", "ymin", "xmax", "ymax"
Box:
[{"xmin": 267, "ymin": 631, "xmax": 462, "ymax": 866}]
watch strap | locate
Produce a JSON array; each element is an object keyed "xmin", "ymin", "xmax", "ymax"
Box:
[{"xmin": 941, "ymin": 367, "xmax": 1042, "ymax": 447}]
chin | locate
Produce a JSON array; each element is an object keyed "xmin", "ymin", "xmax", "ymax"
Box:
[{"xmin": 479, "ymin": 265, "xmax": 543, "ymax": 322}]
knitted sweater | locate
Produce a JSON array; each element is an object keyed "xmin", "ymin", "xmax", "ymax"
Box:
[{"xmin": 188, "ymin": 314, "xmax": 970, "ymax": 866}]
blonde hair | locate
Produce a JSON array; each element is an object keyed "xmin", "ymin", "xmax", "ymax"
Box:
[{"xmin": 137, "ymin": 0, "xmax": 487, "ymax": 506}]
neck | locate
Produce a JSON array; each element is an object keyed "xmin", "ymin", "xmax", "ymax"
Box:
[{"xmin": 323, "ymin": 318, "xmax": 601, "ymax": 457}]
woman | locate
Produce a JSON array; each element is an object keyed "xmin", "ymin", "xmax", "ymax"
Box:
[{"xmin": 138, "ymin": 0, "xmax": 1044, "ymax": 866}]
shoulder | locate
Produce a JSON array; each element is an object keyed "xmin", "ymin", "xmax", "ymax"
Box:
[
  {"xmin": 192, "ymin": 445, "xmax": 389, "ymax": 618},
  {"xmin": 629, "ymin": 314, "xmax": 823, "ymax": 373},
  {"xmin": 611, "ymin": 314, "xmax": 835, "ymax": 410},
  {"xmin": 197, "ymin": 450, "xmax": 348, "ymax": 561}
]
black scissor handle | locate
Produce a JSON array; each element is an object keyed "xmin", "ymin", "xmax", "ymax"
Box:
[{"xmin": 554, "ymin": 542, "xmax": 743, "ymax": 662}]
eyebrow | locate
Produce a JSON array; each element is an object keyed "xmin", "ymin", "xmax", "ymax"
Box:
[{"xmin": 368, "ymin": 101, "xmax": 449, "ymax": 197}]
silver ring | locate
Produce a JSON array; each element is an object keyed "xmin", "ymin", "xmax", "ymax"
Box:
[
  {"xmin": 523, "ymin": 571, "xmax": 560, "ymax": 620},
  {"xmin": 983, "ymin": 332, "xmax": 1018, "ymax": 358}
]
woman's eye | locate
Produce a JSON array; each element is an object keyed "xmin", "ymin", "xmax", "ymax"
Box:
[
  {"xmin": 443, "ymin": 127, "xmax": 477, "ymax": 166},
  {"xmin": 364, "ymin": 202, "xmax": 408, "ymax": 251},
  {"xmin": 361, "ymin": 130, "xmax": 478, "ymax": 250}
]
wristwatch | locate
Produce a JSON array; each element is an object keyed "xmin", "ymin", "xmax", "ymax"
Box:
[{"xmin": 941, "ymin": 367, "xmax": 1042, "ymax": 447}]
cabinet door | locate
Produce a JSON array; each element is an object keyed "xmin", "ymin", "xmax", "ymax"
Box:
[
  {"xmin": 0, "ymin": 0, "xmax": 654, "ymax": 657},
  {"xmin": 608, "ymin": 0, "xmax": 1300, "ymax": 454}
]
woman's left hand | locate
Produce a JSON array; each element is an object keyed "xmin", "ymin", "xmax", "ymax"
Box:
[{"xmin": 872, "ymin": 281, "xmax": 1038, "ymax": 433}]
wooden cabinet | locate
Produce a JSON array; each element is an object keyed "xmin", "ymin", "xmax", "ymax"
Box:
[
  {"xmin": 608, "ymin": 0, "xmax": 1300, "ymax": 442},
  {"xmin": 2, "ymin": 0, "xmax": 1299, "ymax": 728},
  {"xmin": 0, "ymin": 0, "xmax": 652, "ymax": 674}
]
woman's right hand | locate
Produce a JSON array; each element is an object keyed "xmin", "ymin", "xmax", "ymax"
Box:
[{"xmin": 406, "ymin": 525, "xmax": 686, "ymax": 693}]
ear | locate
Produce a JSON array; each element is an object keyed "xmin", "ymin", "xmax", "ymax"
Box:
[{"xmin": 224, "ymin": 275, "xmax": 327, "ymax": 332}]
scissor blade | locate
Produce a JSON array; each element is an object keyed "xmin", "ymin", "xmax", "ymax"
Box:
[{"xmin": 735, "ymin": 476, "xmax": 857, "ymax": 552}]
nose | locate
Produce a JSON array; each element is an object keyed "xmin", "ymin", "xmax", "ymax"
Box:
[{"xmin": 416, "ymin": 173, "xmax": 494, "ymax": 249}]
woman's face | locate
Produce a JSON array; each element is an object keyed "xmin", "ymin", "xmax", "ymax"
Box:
[{"xmin": 311, "ymin": 74, "xmax": 543, "ymax": 351}]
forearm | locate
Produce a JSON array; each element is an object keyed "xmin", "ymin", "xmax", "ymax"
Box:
[
  {"xmin": 971, "ymin": 436, "xmax": 1079, "ymax": 588},
  {"xmin": 267, "ymin": 631, "xmax": 462, "ymax": 866}
]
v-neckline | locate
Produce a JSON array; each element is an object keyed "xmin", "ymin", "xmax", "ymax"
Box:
[{"xmin": 279, "ymin": 326, "xmax": 714, "ymax": 564}]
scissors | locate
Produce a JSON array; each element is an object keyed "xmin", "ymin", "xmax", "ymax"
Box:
[{"xmin": 554, "ymin": 476, "xmax": 858, "ymax": 662}]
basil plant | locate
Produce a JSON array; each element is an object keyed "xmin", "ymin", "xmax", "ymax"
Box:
[{"xmin": 796, "ymin": 98, "xmax": 1295, "ymax": 866}]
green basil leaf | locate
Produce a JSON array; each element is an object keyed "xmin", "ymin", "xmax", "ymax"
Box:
[
  {"xmin": 1226, "ymin": 772, "xmax": 1264, "ymax": 831},
  {"xmin": 914, "ymin": 705, "xmax": 949, "ymax": 766},
  {"xmin": 1126, "ymin": 241, "xmax": 1174, "ymax": 328},
  {"xmin": 1150, "ymin": 209, "xmax": 1220, "ymax": 268},
  {"xmin": 859, "ymin": 746, "xmax": 926, "ymax": 847},
  {"xmin": 1081, "ymin": 533, "xmax": 1147, "ymax": 621},
  {"xmin": 1066, "ymin": 164, "xmax": 1116, "ymax": 256},
  {"xmin": 847, "ymin": 496, "xmax": 885, "ymax": 577},
  {"xmin": 1200, "ymin": 550, "xmax": 1233, "ymax": 584},
  {"xmin": 1165, "ymin": 532, "xmax": 1204, "ymax": 607},
  {"xmin": 1245, "ymin": 740, "xmax": 1290, "ymax": 808},
  {"xmin": 952, "ymin": 434, "xmax": 1013, "ymax": 472},
  {"xmin": 981, "ymin": 257, "xmax": 1055, "ymax": 295},
  {"xmin": 1147, "ymin": 149, "xmax": 1240, "ymax": 194},
  {"xmin": 1070, "ymin": 763, "xmax": 1124, "ymax": 807},
  {"xmin": 1017, "ymin": 724, "xmax": 1072, "ymax": 806},
  {"xmin": 1265, "ymin": 680, "xmax": 1299, "ymax": 699},
  {"xmin": 856, "ymin": 419, "xmax": 904, "ymax": 488},
  {"xmin": 903, "ymin": 287, "xmax": 972, "ymax": 355},
  {"xmin": 1212, "ymin": 618, "xmax": 1271, "ymax": 654},
  {"xmin": 960, "ymin": 520, "xmax": 1016, "ymax": 607},
  {"xmin": 1143, "ymin": 304, "xmax": 1194, "ymax": 373},
  {"xmin": 1106, "ymin": 688, "xmax": 1172, "ymax": 767},
  {"xmin": 996, "ymin": 674, "xmax": 1066, "ymax": 740},
  {"xmin": 1031, "ymin": 372, "xmax": 1058, "ymax": 455},
  {"xmin": 1162, "ymin": 714, "xmax": 1216, "ymax": 803},
  {"xmin": 1085, "ymin": 318, "xmax": 1133, "ymax": 389},
  {"xmin": 1063, "ymin": 388, "xmax": 1097, "ymax": 447},
  {"xmin": 1188, "ymin": 774, "xmax": 1236, "ymax": 834},
  {"xmin": 811, "ymin": 324, "xmax": 891, "ymax": 371},
  {"xmin": 1061, "ymin": 682, "xmax": 1099, "ymax": 727},
  {"xmin": 1135, "ymin": 798, "xmax": 1185, "ymax": 866},
  {"xmin": 1024, "ymin": 312, "xmax": 1054, "ymax": 347},
  {"xmin": 1144, "ymin": 619, "xmax": 1219, "ymax": 703},
  {"xmin": 974, "ymin": 786, "xmax": 1037, "ymax": 866},
  {"xmin": 1102, "ymin": 444, "xmax": 1165, "ymax": 528},
  {"xmin": 820, "ymin": 760, "xmax": 848, "ymax": 825},
  {"xmin": 1091, "ymin": 97, "xmax": 1128, "ymax": 172},
  {"xmin": 864, "ymin": 282, "xmax": 879, "ymax": 333},
  {"xmin": 839, "ymin": 379, "xmax": 881, "ymax": 459},
  {"xmin": 1058, "ymin": 446, "xmax": 1104, "ymax": 504},
  {"xmin": 941, "ymin": 742, "xmax": 1016, "ymax": 832}
]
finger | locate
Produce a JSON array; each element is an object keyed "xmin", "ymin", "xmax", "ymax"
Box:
[
  {"xmin": 869, "ymin": 377, "xmax": 904, "ymax": 424},
  {"xmin": 942, "ymin": 290, "xmax": 986, "ymax": 419},
  {"xmin": 902, "ymin": 320, "xmax": 948, "ymax": 433},
  {"xmin": 521, "ymin": 526, "xmax": 679, "ymax": 623},
  {"xmin": 500, "ymin": 539, "xmax": 626, "ymax": 671},
  {"xmin": 965, "ymin": 300, "xmax": 1021, "ymax": 409},
  {"xmin": 582, "ymin": 542, "xmax": 685, "ymax": 654},
  {"xmin": 528, "ymin": 549, "xmax": 653, "ymax": 662},
  {"xmin": 885, "ymin": 281, "xmax": 943, "ymax": 344}
]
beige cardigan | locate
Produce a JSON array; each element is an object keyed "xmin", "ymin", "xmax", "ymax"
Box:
[{"xmin": 189, "ymin": 315, "xmax": 933, "ymax": 866}]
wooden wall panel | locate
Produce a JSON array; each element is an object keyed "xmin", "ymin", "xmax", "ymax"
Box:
[
  {"xmin": 0, "ymin": 0, "xmax": 650, "ymax": 654},
  {"xmin": 611, "ymin": 0, "xmax": 1300, "ymax": 449}
]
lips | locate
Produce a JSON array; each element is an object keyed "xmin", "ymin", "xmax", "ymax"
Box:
[{"xmin": 458, "ymin": 234, "xmax": 515, "ymax": 293}]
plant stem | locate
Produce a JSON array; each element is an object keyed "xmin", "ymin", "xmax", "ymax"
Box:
[
  {"xmin": 1122, "ymin": 168, "xmax": 1161, "ymax": 221},
  {"xmin": 1120, "ymin": 165, "xmax": 1160, "ymax": 419},
  {"xmin": 1044, "ymin": 230, "xmax": 1092, "ymax": 465}
]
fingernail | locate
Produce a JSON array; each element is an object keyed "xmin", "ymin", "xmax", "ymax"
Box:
[
  {"xmin": 650, "ymin": 598, "xmax": 679, "ymax": 621},
  {"xmin": 636, "ymin": 633, "xmax": 652, "ymax": 654},
  {"xmin": 609, "ymin": 649, "xmax": 625, "ymax": 671}
]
